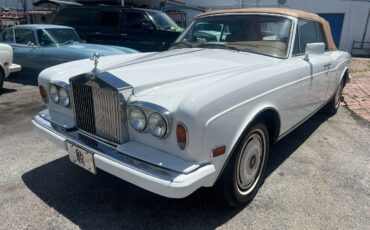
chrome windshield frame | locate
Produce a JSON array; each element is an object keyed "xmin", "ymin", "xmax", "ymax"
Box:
[{"xmin": 175, "ymin": 13, "xmax": 296, "ymax": 59}]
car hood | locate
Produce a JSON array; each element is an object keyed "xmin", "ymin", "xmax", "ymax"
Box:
[
  {"xmin": 40, "ymin": 48, "xmax": 282, "ymax": 97},
  {"xmin": 62, "ymin": 42, "xmax": 137, "ymax": 55},
  {"xmin": 105, "ymin": 48, "xmax": 283, "ymax": 96}
]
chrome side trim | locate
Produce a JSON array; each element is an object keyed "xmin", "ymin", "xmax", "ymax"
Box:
[{"xmin": 205, "ymin": 58, "xmax": 351, "ymax": 127}]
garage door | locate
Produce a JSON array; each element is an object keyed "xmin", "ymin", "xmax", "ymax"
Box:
[{"xmin": 318, "ymin": 13, "xmax": 345, "ymax": 47}]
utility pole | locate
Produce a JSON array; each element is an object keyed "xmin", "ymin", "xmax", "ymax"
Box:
[
  {"xmin": 18, "ymin": 0, "xmax": 30, "ymax": 23},
  {"xmin": 161, "ymin": 0, "xmax": 168, "ymax": 12}
]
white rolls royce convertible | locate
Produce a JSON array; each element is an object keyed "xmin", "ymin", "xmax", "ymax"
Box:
[{"xmin": 33, "ymin": 8, "xmax": 351, "ymax": 206}]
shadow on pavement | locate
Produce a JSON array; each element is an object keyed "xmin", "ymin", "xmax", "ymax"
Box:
[
  {"xmin": 6, "ymin": 68, "xmax": 41, "ymax": 86},
  {"xmin": 22, "ymin": 112, "xmax": 328, "ymax": 230},
  {"xmin": 267, "ymin": 111, "xmax": 328, "ymax": 177},
  {"xmin": 1, "ymin": 88, "xmax": 17, "ymax": 94}
]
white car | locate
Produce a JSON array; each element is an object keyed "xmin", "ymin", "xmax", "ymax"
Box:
[
  {"xmin": 33, "ymin": 8, "xmax": 351, "ymax": 206},
  {"xmin": 0, "ymin": 43, "xmax": 21, "ymax": 93}
]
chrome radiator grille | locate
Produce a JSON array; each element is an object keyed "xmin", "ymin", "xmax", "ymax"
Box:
[
  {"xmin": 71, "ymin": 80, "xmax": 125, "ymax": 144},
  {"xmin": 71, "ymin": 84, "xmax": 96, "ymax": 134},
  {"xmin": 92, "ymin": 87, "xmax": 124, "ymax": 143}
]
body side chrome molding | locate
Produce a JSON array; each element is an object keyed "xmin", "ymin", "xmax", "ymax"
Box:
[{"xmin": 205, "ymin": 58, "xmax": 351, "ymax": 127}]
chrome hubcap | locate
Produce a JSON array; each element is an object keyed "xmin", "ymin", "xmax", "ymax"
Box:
[{"xmin": 236, "ymin": 130, "xmax": 266, "ymax": 195}]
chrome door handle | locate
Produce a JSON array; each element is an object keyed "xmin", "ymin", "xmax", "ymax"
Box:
[
  {"xmin": 95, "ymin": 32, "xmax": 102, "ymax": 35},
  {"xmin": 120, "ymin": 33, "xmax": 128, "ymax": 37}
]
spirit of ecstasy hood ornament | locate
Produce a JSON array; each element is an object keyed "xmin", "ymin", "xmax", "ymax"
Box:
[{"xmin": 90, "ymin": 53, "xmax": 101, "ymax": 73}]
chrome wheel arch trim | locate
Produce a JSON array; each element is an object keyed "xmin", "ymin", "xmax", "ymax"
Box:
[{"xmin": 214, "ymin": 106, "xmax": 279, "ymax": 182}]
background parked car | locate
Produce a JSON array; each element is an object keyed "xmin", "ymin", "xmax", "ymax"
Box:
[
  {"xmin": 125, "ymin": 0, "xmax": 165, "ymax": 9},
  {"xmin": 0, "ymin": 43, "xmax": 21, "ymax": 93},
  {"xmin": 53, "ymin": 6, "xmax": 183, "ymax": 52},
  {"xmin": 0, "ymin": 24, "xmax": 138, "ymax": 73}
]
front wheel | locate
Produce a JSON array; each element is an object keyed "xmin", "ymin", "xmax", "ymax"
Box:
[
  {"xmin": 219, "ymin": 122, "xmax": 269, "ymax": 206},
  {"xmin": 325, "ymin": 80, "xmax": 344, "ymax": 116}
]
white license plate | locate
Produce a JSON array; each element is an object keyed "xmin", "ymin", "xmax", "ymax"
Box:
[{"xmin": 67, "ymin": 142, "xmax": 97, "ymax": 174}]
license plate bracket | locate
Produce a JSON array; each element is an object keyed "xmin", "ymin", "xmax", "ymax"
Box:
[{"xmin": 67, "ymin": 142, "xmax": 97, "ymax": 174}]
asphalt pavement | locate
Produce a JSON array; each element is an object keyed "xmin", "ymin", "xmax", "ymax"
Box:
[{"xmin": 0, "ymin": 71, "xmax": 369, "ymax": 230}]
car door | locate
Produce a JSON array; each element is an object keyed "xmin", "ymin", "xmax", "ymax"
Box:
[
  {"xmin": 35, "ymin": 29, "xmax": 67, "ymax": 70},
  {"xmin": 122, "ymin": 11, "xmax": 164, "ymax": 51},
  {"xmin": 12, "ymin": 28, "xmax": 43, "ymax": 69},
  {"xmin": 294, "ymin": 20, "xmax": 333, "ymax": 113},
  {"xmin": 89, "ymin": 10, "xmax": 125, "ymax": 46}
]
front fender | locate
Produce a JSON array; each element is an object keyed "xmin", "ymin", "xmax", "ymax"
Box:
[{"xmin": 202, "ymin": 100, "xmax": 280, "ymax": 183}]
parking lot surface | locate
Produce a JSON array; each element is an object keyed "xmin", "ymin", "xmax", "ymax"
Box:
[{"xmin": 0, "ymin": 72, "xmax": 369, "ymax": 230}]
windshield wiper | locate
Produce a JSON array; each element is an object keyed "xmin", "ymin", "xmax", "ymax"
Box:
[
  {"xmin": 195, "ymin": 43, "xmax": 240, "ymax": 51},
  {"xmin": 169, "ymin": 41, "xmax": 194, "ymax": 49}
]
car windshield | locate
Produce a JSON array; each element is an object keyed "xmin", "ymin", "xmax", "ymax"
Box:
[
  {"xmin": 37, "ymin": 28, "xmax": 81, "ymax": 46},
  {"xmin": 147, "ymin": 11, "xmax": 180, "ymax": 31},
  {"xmin": 172, "ymin": 15, "xmax": 292, "ymax": 58}
]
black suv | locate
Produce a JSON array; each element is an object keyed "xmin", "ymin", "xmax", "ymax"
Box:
[{"xmin": 53, "ymin": 6, "xmax": 183, "ymax": 52}]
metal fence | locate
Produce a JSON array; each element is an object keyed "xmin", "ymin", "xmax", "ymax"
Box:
[{"xmin": 351, "ymin": 41, "xmax": 370, "ymax": 57}]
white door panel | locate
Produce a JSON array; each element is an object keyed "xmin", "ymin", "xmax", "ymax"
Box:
[{"xmin": 305, "ymin": 52, "xmax": 333, "ymax": 110}]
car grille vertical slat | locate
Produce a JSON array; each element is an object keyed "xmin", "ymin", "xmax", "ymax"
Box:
[
  {"xmin": 92, "ymin": 87, "xmax": 123, "ymax": 144},
  {"xmin": 71, "ymin": 83, "xmax": 96, "ymax": 135},
  {"xmin": 71, "ymin": 79, "xmax": 125, "ymax": 144}
]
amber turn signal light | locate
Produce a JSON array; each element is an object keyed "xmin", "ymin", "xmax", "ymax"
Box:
[
  {"xmin": 176, "ymin": 123, "xmax": 187, "ymax": 150},
  {"xmin": 212, "ymin": 145, "xmax": 226, "ymax": 157},
  {"xmin": 39, "ymin": 85, "xmax": 48, "ymax": 103}
]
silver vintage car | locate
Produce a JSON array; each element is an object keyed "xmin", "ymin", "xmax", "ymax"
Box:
[
  {"xmin": 33, "ymin": 8, "xmax": 351, "ymax": 206},
  {"xmin": 0, "ymin": 24, "xmax": 137, "ymax": 73}
]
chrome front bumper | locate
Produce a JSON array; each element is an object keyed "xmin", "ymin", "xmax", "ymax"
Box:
[
  {"xmin": 8, "ymin": 63, "xmax": 21, "ymax": 73},
  {"xmin": 32, "ymin": 114, "xmax": 215, "ymax": 198}
]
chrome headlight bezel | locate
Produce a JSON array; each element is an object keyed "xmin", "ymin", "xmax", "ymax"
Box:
[
  {"xmin": 128, "ymin": 102, "xmax": 172, "ymax": 139},
  {"xmin": 49, "ymin": 83, "xmax": 71, "ymax": 108},
  {"xmin": 49, "ymin": 84, "xmax": 59, "ymax": 104},
  {"xmin": 58, "ymin": 87, "xmax": 70, "ymax": 107},
  {"xmin": 148, "ymin": 112, "xmax": 167, "ymax": 138},
  {"xmin": 128, "ymin": 108, "xmax": 147, "ymax": 132}
]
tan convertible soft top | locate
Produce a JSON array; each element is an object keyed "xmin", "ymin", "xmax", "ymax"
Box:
[{"xmin": 195, "ymin": 8, "xmax": 337, "ymax": 51}]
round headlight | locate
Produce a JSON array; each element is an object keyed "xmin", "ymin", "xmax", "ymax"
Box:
[
  {"xmin": 148, "ymin": 113, "xmax": 167, "ymax": 138},
  {"xmin": 58, "ymin": 88, "xmax": 70, "ymax": 107},
  {"xmin": 49, "ymin": 85, "xmax": 59, "ymax": 103},
  {"xmin": 129, "ymin": 108, "xmax": 146, "ymax": 131}
]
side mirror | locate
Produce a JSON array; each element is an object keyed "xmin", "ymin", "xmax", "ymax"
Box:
[
  {"xmin": 27, "ymin": 41, "xmax": 36, "ymax": 48},
  {"xmin": 140, "ymin": 21, "xmax": 154, "ymax": 30},
  {"xmin": 304, "ymin": 42, "xmax": 325, "ymax": 61}
]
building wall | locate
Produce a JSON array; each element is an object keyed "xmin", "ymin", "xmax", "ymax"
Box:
[
  {"xmin": 183, "ymin": 0, "xmax": 370, "ymax": 52},
  {"xmin": 0, "ymin": 0, "xmax": 34, "ymax": 11},
  {"xmin": 274, "ymin": 0, "xmax": 370, "ymax": 52}
]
